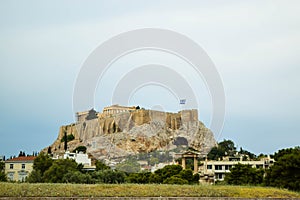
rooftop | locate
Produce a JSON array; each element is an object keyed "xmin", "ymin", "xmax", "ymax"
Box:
[{"xmin": 5, "ymin": 156, "xmax": 36, "ymax": 162}]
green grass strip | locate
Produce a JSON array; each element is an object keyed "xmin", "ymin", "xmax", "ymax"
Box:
[{"xmin": 0, "ymin": 183, "xmax": 299, "ymax": 198}]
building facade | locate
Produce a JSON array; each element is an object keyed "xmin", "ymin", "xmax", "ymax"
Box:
[
  {"xmin": 5, "ymin": 156, "xmax": 36, "ymax": 182},
  {"xmin": 61, "ymin": 151, "xmax": 95, "ymax": 170},
  {"xmin": 199, "ymin": 156, "xmax": 274, "ymax": 183}
]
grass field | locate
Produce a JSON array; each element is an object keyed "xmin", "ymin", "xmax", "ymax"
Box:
[{"xmin": 0, "ymin": 183, "xmax": 299, "ymax": 198}]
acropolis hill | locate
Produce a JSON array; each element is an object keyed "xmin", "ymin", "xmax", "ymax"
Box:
[{"xmin": 45, "ymin": 105, "xmax": 217, "ymax": 160}]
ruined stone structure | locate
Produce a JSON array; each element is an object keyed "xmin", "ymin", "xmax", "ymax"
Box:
[
  {"xmin": 180, "ymin": 151, "xmax": 201, "ymax": 174},
  {"xmin": 45, "ymin": 105, "xmax": 217, "ymax": 161},
  {"xmin": 76, "ymin": 109, "xmax": 97, "ymax": 122},
  {"xmin": 100, "ymin": 104, "xmax": 137, "ymax": 117}
]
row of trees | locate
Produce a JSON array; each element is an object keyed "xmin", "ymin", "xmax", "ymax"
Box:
[
  {"xmin": 126, "ymin": 165, "xmax": 199, "ymax": 184},
  {"xmin": 26, "ymin": 153, "xmax": 126, "ymax": 184},
  {"xmin": 26, "ymin": 153, "xmax": 198, "ymax": 184},
  {"xmin": 207, "ymin": 139, "xmax": 257, "ymax": 161},
  {"xmin": 223, "ymin": 146, "xmax": 300, "ymax": 191}
]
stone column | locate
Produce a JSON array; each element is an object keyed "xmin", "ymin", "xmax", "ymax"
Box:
[
  {"xmin": 182, "ymin": 157, "xmax": 186, "ymax": 169},
  {"xmin": 194, "ymin": 156, "xmax": 198, "ymax": 173}
]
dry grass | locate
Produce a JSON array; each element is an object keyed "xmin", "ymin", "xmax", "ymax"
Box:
[{"xmin": 0, "ymin": 183, "xmax": 299, "ymax": 198}]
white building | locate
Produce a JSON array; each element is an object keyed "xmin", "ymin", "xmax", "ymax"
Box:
[
  {"xmin": 199, "ymin": 156, "xmax": 274, "ymax": 183},
  {"xmin": 63, "ymin": 151, "xmax": 92, "ymax": 166}
]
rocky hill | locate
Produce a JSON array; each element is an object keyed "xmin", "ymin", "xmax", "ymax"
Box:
[{"xmin": 45, "ymin": 106, "xmax": 217, "ymax": 161}]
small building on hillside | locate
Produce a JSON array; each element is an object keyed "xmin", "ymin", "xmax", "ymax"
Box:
[
  {"xmin": 62, "ymin": 151, "xmax": 95, "ymax": 171},
  {"xmin": 5, "ymin": 156, "xmax": 36, "ymax": 182}
]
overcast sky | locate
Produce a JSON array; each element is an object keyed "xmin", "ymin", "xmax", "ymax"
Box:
[{"xmin": 1, "ymin": 0, "xmax": 300, "ymax": 157}]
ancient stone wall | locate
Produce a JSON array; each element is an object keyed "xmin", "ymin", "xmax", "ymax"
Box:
[{"xmin": 45, "ymin": 108, "xmax": 217, "ymax": 159}]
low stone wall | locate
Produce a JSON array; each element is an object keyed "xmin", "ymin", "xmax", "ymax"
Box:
[{"xmin": 0, "ymin": 198, "xmax": 297, "ymax": 200}]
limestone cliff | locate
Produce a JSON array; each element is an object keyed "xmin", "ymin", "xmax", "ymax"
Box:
[{"xmin": 45, "ymin": 108, "xmax": 217, "ymax": 160}]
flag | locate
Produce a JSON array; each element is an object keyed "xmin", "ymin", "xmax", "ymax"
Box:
[{"xmin": 180, "ymin": 99, "xmax": 186, "ymax": 104}]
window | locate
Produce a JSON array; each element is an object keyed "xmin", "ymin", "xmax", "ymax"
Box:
[
  {"xmin": 225, "ymin": 165, "xmax": 232, "ymax": 170},
  {"xmin": 18, "ymin": 171, "xmax": 27, "ymax": 182},
  {"xmin": 10, "ymin": 164, "xmax": 13, "ymax": 169},
  {"xmin": 215, "ymin": 173, "xmax": 223, "ymax": 180},
  {"xmin": 215, "ymin": 165, "xmax": 222, "ymax": 170},
  {"xmin": 7, "ymin": 172, "xmax": 14, "ymax": 181},
  {"xmin": 218, "ymin": 173, "xmax": 223, "ymax": 179},
  {"xmin": 22, "ymin": 164, "xmax": 25, "ymax": 169},
  {"xmin": 207, "ymin": 165, "xmax": 212, "ymax": 169},
  {"xmin": 256, "ymin": 165, "xmax": 263, "ymax": 169}
]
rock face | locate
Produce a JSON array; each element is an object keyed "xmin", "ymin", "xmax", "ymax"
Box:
[{"xmin": 46, "ymin": 108, "xmax": 217, "ymax": 160}]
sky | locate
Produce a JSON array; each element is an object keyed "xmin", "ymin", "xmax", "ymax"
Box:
[{"xmin": 1, "ymin": 0, "xmax": 300, "ymax": 157}]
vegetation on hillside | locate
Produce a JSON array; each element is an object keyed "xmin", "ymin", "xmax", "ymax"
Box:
[{"xmin": 60, "ymin": 134, "xmax": 75, "ymax": 142}]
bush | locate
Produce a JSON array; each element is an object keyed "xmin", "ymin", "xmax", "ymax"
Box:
[
  {"xmin": 26, "ymin": 170, "xmax": 42, "ymax": 183},
  {"xmin": 163, "ymin": 176, "xmax": 189, "ymax": 184},
  {"xmin": 61, "ymin": 134, "xmax": 75, "ymax": 142},
  {"xmin": 92, "ymin": 170, "xmax": 126, "ymax": 184},
  {"xmin": 95, "ymin": 160, "xmax": 110, "ymax": 171},
  {"xmin": 125, "ymin": 172, "xmax": 151, "ymax": 183},
  {"xmin": 224, "ymin": 163, "xmax": 264, "ymax": 185},
  {"xmin": 178, "ymin": 169, "xmax": 193, "ymax": 183},
  {"xmin": 62, "ymin": 171, "xmax": 93, "ymax": 184},
  {"xmin": 43, "ymin": 159, "xmax": 78, "ymax": 183},
  {"xmin": 73, "ymin": 146, "xmax": 87, "ymax": 153}
]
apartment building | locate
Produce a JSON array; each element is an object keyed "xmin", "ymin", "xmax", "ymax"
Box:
[{"xmin": 199, "ymin": 156, "xmax": 274, "ymax": 183}]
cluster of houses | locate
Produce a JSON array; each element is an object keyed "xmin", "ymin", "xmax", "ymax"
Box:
[{"xmin": 0, "ymin": 150, "xmax": 275, "ymax": 183}]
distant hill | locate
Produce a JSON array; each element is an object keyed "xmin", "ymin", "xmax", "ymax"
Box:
[{"xmin": 44, "ymin": 105, "xmax": 217, "ymax": 161}]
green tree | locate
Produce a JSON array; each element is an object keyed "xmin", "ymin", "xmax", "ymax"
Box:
[
  {"xmin": 219, "ymin": 139, "xmax": 236, "ymax": 156},
  {"xmin": 153, "ymin": 165, "xmax": 183, "ymax": 183},
  {"xmin": 26, "ymin": 170, "xmax": 42, "ymax": 183},
  {"xmin": 149, "ymin": 173, "xmax": 163, "ymax": 183},
  {"xmin": 178, "ymin": 169, "xmax": 194, "ymax": 183},
  {"xmin": 62, "ymin": 171, "xmax": 93, "ymax": 184},
  {"xmin": 0, "ymin": 162, "xmax": 7, "ymax": 182},
  {"xmin": 264, "ymin": 147, "xmax": 300, "ymax": 191},
  {"xmin": 149, "ymin": 157, "xmax": 159, "ymax": 166},
  {"xmin": 126, "ymin": 172, "xmax": 151, "ymax": 183},
  {"xmin": 207, "ymin": 139, "xmax": 237, "ymax": 160},
  {"xmin": 92, "ymin": 170, "xmax": 125, "ymax": 183},
  {"xmin": 32, "ymin": 152, "xmax": 53, "ymax": 176},
  {"xmin": 273, "ymin": 147, "xmax": 300, "ymax": 161},
  {"xmin": 207, "ymin": 146, "xmax": 224, "ymax": 160},
  {"xmin": 43, "ymin": 159, "xmax": 78, "ymax": 183},
  {"xmin": 116, "ymin": 158, "xmax": 140, "ymax": 173},
  {"xmin": 224, "ymin": 163, "xmax": 264, "ymax": 185},
  {"xmin": 95, "ymin": 160, "xmax": 110, "ymax": 171}
]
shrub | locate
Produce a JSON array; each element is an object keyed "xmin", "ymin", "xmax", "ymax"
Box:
[
  {"xmin": 163, "ymin": 176, "xmax": 189, "ymax": 184},
  {"xmin": 73, "ymin": 146, "xmax": 87, "ymax": 153},
  {"xmin": 61, "ymin": 134, "xmax": 75, "ymax": 142}
]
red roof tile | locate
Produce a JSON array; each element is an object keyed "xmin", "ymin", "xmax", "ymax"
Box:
[{"xmin": 6, "ymin": 156, "xmax": 36, "ymax": 162}]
